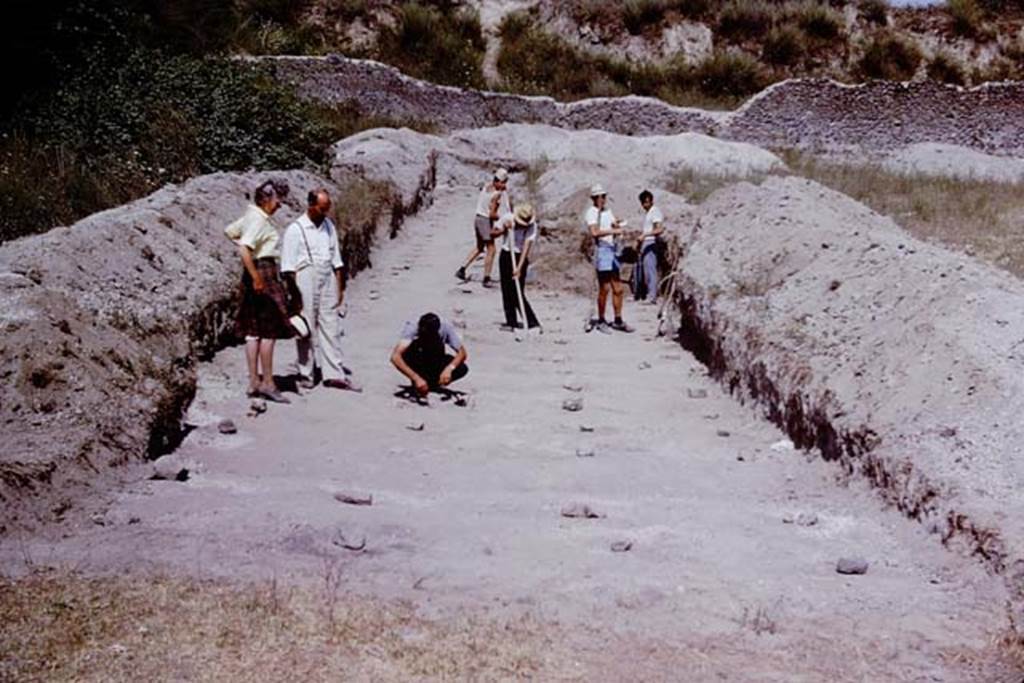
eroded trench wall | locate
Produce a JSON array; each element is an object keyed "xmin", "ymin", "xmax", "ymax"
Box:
[
  {"xmin": 262, "ymin": 56, "xmax": 1024, "ymax": 156},
  {"xmin": 676, "ymin": 175, "xmax": 1024, "ymax": 622},
  {"xmin": 0, "ymin": 154, "xmax": 438, "ymax": 521}
]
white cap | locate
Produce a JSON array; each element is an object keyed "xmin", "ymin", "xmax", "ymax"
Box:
[
  {"xmin": 590, "ymin": 183, "xmax": 607, "ymax": 197},
  {"xmin": 494, "ymin": 168, "xmax": 509, "ymax": 182}
]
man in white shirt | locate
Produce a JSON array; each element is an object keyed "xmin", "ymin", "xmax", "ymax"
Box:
[
  {"xmin": 585, "ymin": 184, "xmax": 634, "ymax": 333},
  {"xmin": 636, "ymin": 190, "xmax": 665, "ymax": 305},
  {"xmin": 281, "ymin": 189, "xmax": 358, "ymax": 391}
]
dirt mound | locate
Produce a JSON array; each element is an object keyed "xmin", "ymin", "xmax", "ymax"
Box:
[{"xmin": 677, "ymin": 175, "xmax": 1024, "ymax": 616}]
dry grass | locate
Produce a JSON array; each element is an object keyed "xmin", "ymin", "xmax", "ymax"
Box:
[
  {"xmin": 779, "ymin": 150, "xmax": 1024, "ymax": 278},
  {"xmin": 0, "ymin": 570, "xmax": 574, "ymax": 682},
  {"xmin": 667, "ymin": 166, "xmax": 767, "ymax": 204}
]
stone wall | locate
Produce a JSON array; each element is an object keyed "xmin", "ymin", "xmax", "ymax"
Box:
[{"xmin": 262, "ymin": 55, "xmax": 1024, "ymax": 156}]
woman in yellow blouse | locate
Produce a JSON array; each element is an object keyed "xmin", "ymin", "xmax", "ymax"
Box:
[{"xmin": 225, "ymin": 178, "xmax": 295, "ymax": 403}]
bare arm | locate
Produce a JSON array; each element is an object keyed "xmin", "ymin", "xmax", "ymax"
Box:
[
  {"xmin": 238, "ymin": 244, "xmax": 264, "ymax": 292},
  {"xmin": 391, "ymin": 339, "xmax": 429, "ymax": 395},
  {"xmin": 588, "ymin": 223, "xmax": 622, "ymax": 239},
  {"xmin": 334, "ymin": 267, "xmax": 346, "ymax": 308},
  {"xmin": 514, "ymin": 239, "xmax": 533, "ymax": 275}
]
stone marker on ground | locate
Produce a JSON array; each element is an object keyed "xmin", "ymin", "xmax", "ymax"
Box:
[
  {"xmin": 151, "ymin": 458, "xmax": 189, "ymax": 482},
  {"xmin": 561, "ymin": 502, "xmax": 604, "ymax": 519},
  {"xmin": 334, "ymin": 491, "xmax": 373, "ymax": 506},
  {"xmin": 611, "ymin": 540, "xmax": 633, "ymax": 552},
  {"xmin": 717, "ymin": 430, "xmax": 731, "ymax": 438},
  {"xmin": 576, "ymin": 448, "xmax": 595, "ymax": 458},
  {"xmin": 562, "ymin": 398, "xmax": 584, "ymax": 412},
  {"xmin": 688, "ymin": 388, "xmax": 708, "ymax": 399},
  {"xmin": 406, "ymin": 422, "xmax": 425, "ymax": 431},
  {"xmin": 579, "ymin": 424, "xmax": 595, "ymax": 432},
  {"xmin": 333, "ymin": 530, "xmax": 367, "ymax": 552},
  {"xmin": 217, "ymin": 419, "xmax": 237, "ymax": 435},
  {"xmin": 836, "ymin": 557, "xmax": 870, "ymax": 575}
]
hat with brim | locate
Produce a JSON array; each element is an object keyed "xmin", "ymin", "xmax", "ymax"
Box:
[
  {"xmin": 589, "ymin": 183, "xmax": 607, "ymax": 197},
  {"xmin": 494, "ymin": 168, "xmax": 509, "ymax": 182},
  {"xmin": 514, "ymin": 203, "xmax": 535, "ymax": 226}
]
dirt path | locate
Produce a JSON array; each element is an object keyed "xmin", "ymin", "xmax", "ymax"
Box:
[{"xmin": 4, "ymin": 185, "xmax": 1015, "ymax": 679}]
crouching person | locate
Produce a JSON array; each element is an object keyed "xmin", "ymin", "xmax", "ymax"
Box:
[{"xmin": 391, "ymin": 313, "xmax": 468, "ymax": 398}]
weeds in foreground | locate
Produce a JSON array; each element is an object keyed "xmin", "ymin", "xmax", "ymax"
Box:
[{"xmin": 0, "ymin": 571, "xmax": 563, "ymax": 681}]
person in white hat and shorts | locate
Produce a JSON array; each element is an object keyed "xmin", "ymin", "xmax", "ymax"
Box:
[
  {"xmin": 585, "ymin": 184, "xmax": 634, "ymax": 333},
  {"xmin": 456, "ymin": 168, "xmax": 511, "ymax": 288}
]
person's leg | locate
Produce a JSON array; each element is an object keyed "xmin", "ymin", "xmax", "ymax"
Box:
[
  {"xmin": 460, "ymin": 244, "xmax": 481, "ymax": 272},
  {"xmin": 643, "ymin": 247, "xmax": 658, "ymax": 303},
  {"xmin": 442, "ymin": 354, "xmax": 469, "ymax": 384},
  {"xmin": 482, "ymin": 241, "xmax": 497, "ymax": 284},
  {"xmin": 294, "ymin": 268, "xmax": 316, "ymax": 384},
  {"xmin": 611, "ymin": 277, "xmax": 625, "ymax": 318},
  {"xmin": 518, "ymin": 259, "xmax": 540, "ymax": 328},
  {"xmin": 258, "ymin": 338, "xmax": 277, "ymax": 391},
  {"xmin": 499, "ymin": 250, "xmax": 519, "ymax": 327},
  {"xmin": 315, "ymin": 269, "xmax": 347, "ymax": 382},
  {"xmin": 401, "ymin": 346, "xmax": 441, "ymax": 388},
  {"xmin": 597, "ymin": 275, "xmax": 610, "ymax": 321},
  {"xmin": 245, "ymin": 337, "xmax": 260, "ymax": 394}
]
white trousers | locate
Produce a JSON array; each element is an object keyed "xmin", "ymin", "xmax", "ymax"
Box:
[{"xmin": 294, "ymin": 264, "xmax": 345, "ymax": 382}]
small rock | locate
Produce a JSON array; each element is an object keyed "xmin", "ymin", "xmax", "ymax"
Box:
[
  {"xmin": 406, "ymin": 422, "xmax": 425, "ymax": 431},
  {"xmin": 716, "ymin": 430, "xmax": 731, "ymax": 438},
  {"xmin": 368, "ymin": 291, "xmax": 380, "ymax": 300},
  {"xmin": 610, "ymin": 540, "xmax": 633, "ymax": 553},
  {"xmin": 334, "ymin": 491, "xmax": 373, "ymax": 506},
  {"xmin": 560, "ymin": 503, "xmax": 603, "ymax": 519},
  {"xmin": 333, "ymin": 531, "xmax": 367, "ymax": 552},
  {"xmin": 562, "ymin": 398, "xmax": 583, "ymax": 412},
  {"xmin": 579, "ymin": 424, "xmax": 595, "ymax": 433},
  {"xmin": 575, "ymin": 448, "xmax": 595, "ymax": 458},
  {"xmin": 151, "ymin": 458, "xmax": 189, "ymax": 482},
  {"xmin": 661, "ymin": 353, "xmax": 682, "ymax": 361},
  {"xmin": 836, "ymin": 557, "xmax": 869, "ymax": 575},
  {"xmin": 687, "ymin": 388, "xmax": 708, "ymax": 399},
  {"xmin": 783, "ymin": 512, "xmax": 819, "ymax": 527},
  {"xmin": 248, "ymin": 398, "xmax": 267, "ymax": 416},
  {"xmin": 736, "ymin": 454, "xmax": 745, "ymax": 462},
  {"xmin": 553, "ymin": 338, "xmax": 570, "ymax": 345},
  {"xmin": 460, "ymin": 288, "xmax": 474, "ymax": 294},
  {"xmin": 563, "ymin": 383, "xmax": 584, "ymax": 392},
  {"xmin": 453, "ymin": 307, "xmax": 464, "ymax": 315},
  {"xmin": 217, "ymin": 418, "xmax": 237, "ymax": 435},
  {"xmin": 939, "ymin": 426, "xmax": 957, "ymax": 438},
  {"xmin": 769, "ymin": 439, "xmax": 795, "ymax": 452},
  {"xmin": 702, "ymin": 413, "xmax": 720, "ymax": 421},
  {"xmin": 638, "ymin": 361, "xmax": 652, "ymax": 370}
]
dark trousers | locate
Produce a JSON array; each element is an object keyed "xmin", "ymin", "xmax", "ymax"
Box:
[
  {"xmin": 402, "ymin": 347, "xmax": 468, "ymax": 389},
  {"xmin": 499, "ymin": 250, "xmax": 539, "ymax": 329}
]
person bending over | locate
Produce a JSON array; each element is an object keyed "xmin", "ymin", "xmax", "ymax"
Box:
[{"xmin": 391, "ymin": 313, "xmax": 469, "ymax": 397}]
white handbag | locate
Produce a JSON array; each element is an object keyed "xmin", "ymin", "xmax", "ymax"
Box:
[{"xmin": 289, "ymin": 314, "xmax": 311, "ymax": 339}]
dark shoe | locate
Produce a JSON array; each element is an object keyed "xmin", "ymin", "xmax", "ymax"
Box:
[
  {"xmin": 611, "ymin": 320, "xmax": 635, "ymax": 333},
  {"xmin": 324, "ymin": 378, "xmax": 363, "ymax": 393},
  {"xmin": 260, "ymin": 389, "xmax": 291, "ymax": 404},
  {"xmin": 455, "ymin": 266, "xmax": 468, "ymax": 282},
  {"xmin": 482, "ymin": 276, "xmax": 495, "ymax": 288},
  {"xmin": 595, "ymin": 320, "xmax": 612, "ymax": 335},
  {"xmin": 297, "ymin": 376, "xmax": 315, "ymax": 390}
]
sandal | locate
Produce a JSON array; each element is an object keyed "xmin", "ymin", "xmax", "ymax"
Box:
[{"xmin": 260, "ymin": 388, "xmax": 291, "ymax": 404}]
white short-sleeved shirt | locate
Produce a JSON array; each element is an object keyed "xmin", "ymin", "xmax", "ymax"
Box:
[
  {"xmin": 641, "ymin": 205, "xmax": 664, "ymax": 247},
  {"xmin": 585, "ymin": 205, "xmax": 617, "ymax": 245},
  {"xmin": 475, "ymin": 184, "xmax": 511, "ymax": 219},
  {"xmin": 400, "ymin": 317, "xmax": 463, "ymax": 351},
  {"xmin": 225, "ymin": 204, "xmax": 279, "ymax": 260},
  {"xmin": 280, "ymin": 214, "xmax": 343, "ymax": 273},
  {"xmin": 496, "ymin": 213, "xmax": 538, "ymax": 253}
]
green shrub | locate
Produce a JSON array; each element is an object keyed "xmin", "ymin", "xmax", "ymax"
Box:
[
  {"xmin": 693, "ymin": 51, "xmax": 768, "ymax": 97},
  {"xmin": 947, "ymin": 0, "xmax": 984, "ymax": 37},
  {"xmin": 857, "ymin": 32, "xmax": 922, "ymax": 80},
  {"xmin": 792, "ymin": 1, "xmax": 844, "ymax": 41},
  {"xmin": 926, "ymin": 52, "xmax": 967, "ymax": 85},
  {"xmin": 858, "ymin": 0, "xmax": 888, "ymax": 26},
  {"xmin": 377, "ymin": 3, "xmax": 486, "ymax": 89},
  {"xmin": 717, "ymin": 0, "xmax": 776, "ymax": 41},
  {"xmin": 763, "ymin": 25, "xmax": 805, "ymax": 65},
  {"xmin": 623, "ymin": 0, "xmax": 667, "ymax": 34}
]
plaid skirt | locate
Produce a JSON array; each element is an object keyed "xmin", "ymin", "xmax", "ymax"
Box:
[{"xmin": 234, "ymin": 258, "xmax": 295, "ymax": 340}]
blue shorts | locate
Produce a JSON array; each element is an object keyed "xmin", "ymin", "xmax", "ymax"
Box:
[{"xmin": 595, "ymin": 241, "xmax": 619, "ymax": 273}]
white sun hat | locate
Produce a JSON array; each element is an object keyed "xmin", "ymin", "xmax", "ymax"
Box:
[
  {"xmin": 494, "ymin": 168, "xmax": 509, "ymax": 182},
  {"xmin": 590, "ymin": 183, "xmax": 607, "ymax": 197}
]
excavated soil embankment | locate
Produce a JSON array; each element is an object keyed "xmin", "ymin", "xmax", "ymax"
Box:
[{"xmin": 0, "ymin": 157, "xmax": 438, "ymax": 525}]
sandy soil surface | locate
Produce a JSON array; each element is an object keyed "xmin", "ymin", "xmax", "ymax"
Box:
[{"xmin": 2, "ymin": 185, "xmax": 1016, "ymax": 680}]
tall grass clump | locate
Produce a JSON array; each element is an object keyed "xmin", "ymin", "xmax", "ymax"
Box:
[
  {"xmin": 718, "ymin": 0, "xmax": 776, "ymax": 41},
  {"xmin": 857, "ymin": 32, "xmax": 922, "ymax": 80},
  {"xmin": 791, "ymin": 1, "xmax": 845, "ymax": 41},
  {"xmin": 693, "ymin": 51, "xmax": 768, "ymax": 98},
  {"xmin": 858, "ymin": 0, "xmax": 889, "ymax": 26},
  {"xmin": 927, "ymin": 52, "xmax": 967, "ymax": 84},
  {"xmin": 377, "ymin": 3, "xmax": 486, "ymax": 89},
  {"xmin": 947, "ymin": 0, "xmax": 984, "ymax": 38},
  {"xmin": 763, "ymin": 25, "xmax": 805, "ymax": 65}
]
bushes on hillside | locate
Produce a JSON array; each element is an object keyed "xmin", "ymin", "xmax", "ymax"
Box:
[
  {"xmin": 857, "ymin": 32, "xmax": 923, "ymax": 80},
  {"xmin": 791, "ymin": 1, "xmax": 845, "ymax": 41},
  {"xmin": 947, "ymin": 0, "xmax": 984, "ymax": 38},
  {"xmin": 718, "ymin": 1, "xmax": 776, "ymax": 41},
  {"xmin": 927, "ymin": 52, "xmax": 967, "ymax": 85},
  {"xmin": 858, "ymin": 0, "xmax": 889, "ymax": 26},
  {"xmin": 377, "ymin": 3, "xmax": 486, "ymax": 89},
  {"xmin": 763, "ymin": 25, "xmax": 805, "ymax": 65}
]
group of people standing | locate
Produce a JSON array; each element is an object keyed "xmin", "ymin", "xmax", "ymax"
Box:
[{"xmin": 224, "ymin": 169, "xmax": 667, "ymax": 405}]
